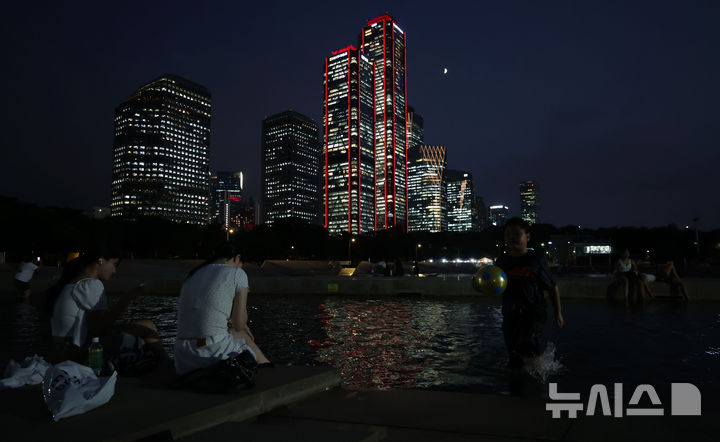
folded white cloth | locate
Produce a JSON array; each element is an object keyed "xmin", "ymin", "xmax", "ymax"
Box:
[
  {"xmin": 0, "ymin": 355, "xmax": 51, "ymax": 389},
  {"xmin": 43, "ymin": 361, "xmax": 117, "ymax": 422}
]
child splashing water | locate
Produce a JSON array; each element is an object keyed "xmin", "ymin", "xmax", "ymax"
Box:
[{"xmin": 496, "ymin": 218, "xmax": 564, "ymax": 382}]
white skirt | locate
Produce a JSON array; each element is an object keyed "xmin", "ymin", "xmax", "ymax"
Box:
[{"xmin": 174, "ymin": 333, "xmax": 256, "ymax": 375}]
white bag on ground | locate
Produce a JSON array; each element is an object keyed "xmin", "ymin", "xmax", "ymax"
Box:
[
  {"xmin": 0, "ymin": 354, "xmax": 51, "ymax": 389},
  {"xmin": 42, "ymin": 361, "xmax": 117, "ymax": 422}
]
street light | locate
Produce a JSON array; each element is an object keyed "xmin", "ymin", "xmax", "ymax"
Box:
[
  {"xmin": 225, "ymin": 227, "xmax": 235, "ymax": 241},
  {"xmin": 415, "ymin": 243, "xmax": 422, "ymax": 262},
  {"xmin": 348, "ymin": 237, "xmax": 356, "ymax": 263}
]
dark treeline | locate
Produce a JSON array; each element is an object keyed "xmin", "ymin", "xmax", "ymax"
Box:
[{"xmin": 2, "ymin": 197, "xmax": 718, "ymax": 268}]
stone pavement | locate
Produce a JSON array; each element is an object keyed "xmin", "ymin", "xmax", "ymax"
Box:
[{"xmin": 0, "ymin": 366, "xmax": 340, "ymax": 441}]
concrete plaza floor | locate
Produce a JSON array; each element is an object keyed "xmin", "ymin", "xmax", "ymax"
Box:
[{"xmin": 2, "ymin": 367, "xmax": 716, "ymax": 441}]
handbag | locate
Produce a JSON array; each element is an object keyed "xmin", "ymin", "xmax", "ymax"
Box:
[{"xmin": 170, "ymin": 350, "xmax": 257, "ymax": 394}]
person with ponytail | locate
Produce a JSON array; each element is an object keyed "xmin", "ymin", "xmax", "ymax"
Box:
[
  {"xmin": 174, "ymin": 242, "xmax": 270, "ymax": 375},
  {"xmin": 48, "ymin": 245, "xmax": 168, "ymax": 372}
]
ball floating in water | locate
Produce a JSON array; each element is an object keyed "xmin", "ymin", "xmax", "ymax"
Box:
[{"xmin": 472, "ymin": 265, "xmax": 507, "ymax": 295}]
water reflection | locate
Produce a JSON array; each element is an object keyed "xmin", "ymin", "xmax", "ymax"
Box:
[
  {"xmin": 1, "ymin": 295, "xmax": 718, "ymax": 405},
  {"xmin": 312, "ymin": 298, "xmax": 506, "ymax": 390}
]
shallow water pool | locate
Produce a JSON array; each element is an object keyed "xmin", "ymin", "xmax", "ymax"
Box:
[{"xmin": 2, "ymin": 294, "xmax": 718, "ymax": 409}]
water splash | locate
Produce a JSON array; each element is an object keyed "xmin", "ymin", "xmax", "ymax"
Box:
[{"xmin": 525, "ymin": 342, "xmax": 565, "ymax": 383}]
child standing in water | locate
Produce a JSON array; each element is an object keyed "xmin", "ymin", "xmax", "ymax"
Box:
[{"xmin": 496, "ymin": 218, "xmax": 564, "ymax": 370}]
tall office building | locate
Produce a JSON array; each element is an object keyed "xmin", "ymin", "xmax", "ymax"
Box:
[
  {"xmin": 406, "ymin": 106, "xmax": 424, "ymax": 152},
  {"xmin": 111, "ymin": 75, "xmax": 211, "ymax": 224},
  {"xmin": 488, "ymin": 204, "xmax": 510, "ymax": 227},
  {"xmin": 445, "ymin": 170, "xmax": 476, "ymax": 232},
  {"xmin": 323, "ymin": 46, "xmax": 375, "ymax": 235},
  {"xmin": 361, "ymin": 14, "xmax": 408, "ymax": 231},
  {"xmin": 520, "ymin": 180, "xmax": 539, "ymax": 224},
  {"xmin": 209, "ymin": 171, "xmax": 243, "ymax": 228},
  {"xmin": 408, "ymin": 145, "xmax": 447, "ymax": 232},
  {"xmin": 234, "ymin": 197, "xmax": 257, "ymax": 231},
  {"xmin": 261, "ymin": 110, "xmax": 321, "ymax": 226}
]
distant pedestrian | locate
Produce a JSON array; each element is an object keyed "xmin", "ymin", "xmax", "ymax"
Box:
[{"xmin": 14, "ymin": 254, "xmax": 40, "ymax": 299}]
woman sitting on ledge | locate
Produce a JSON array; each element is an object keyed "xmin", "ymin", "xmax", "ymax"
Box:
[
  {"xmin": 48, "ymin": 245, "xmax": 168, "ymax": 371},
  {"xmin": 612, "ymin": 248, "xmax": 647, "ymax": 302},
  {"xmin": 174, "ymin": 243, "xmax": 270, "ymax": 375}
]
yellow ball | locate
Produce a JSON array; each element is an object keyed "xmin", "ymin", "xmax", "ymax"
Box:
[{"xmin": 472, "ymin": 265, "xmax": 507, "ymax": 295}]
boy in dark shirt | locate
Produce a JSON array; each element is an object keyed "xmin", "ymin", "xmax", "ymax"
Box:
[{"xmin": 496, "ymin": 218, "xmax": 564, "ymax": 370}]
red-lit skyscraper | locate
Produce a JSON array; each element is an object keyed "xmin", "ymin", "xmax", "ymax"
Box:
[
  {"xmin": 323, "ymin": 46, "xmax": 375, "ymax": 234},
  {"xmin": 361, "ymin": 14, "xmax": 408, "ymax": 231}
]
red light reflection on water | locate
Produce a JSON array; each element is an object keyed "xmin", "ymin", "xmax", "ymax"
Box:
[{"xmin": 310, "ymin": 299, "xmax": 436, "ymax": 390}]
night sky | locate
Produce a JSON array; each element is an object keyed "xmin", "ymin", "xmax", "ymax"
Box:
[{"xmin": 2, "ymin": 1, "xmax": 718, "ymax": 229}]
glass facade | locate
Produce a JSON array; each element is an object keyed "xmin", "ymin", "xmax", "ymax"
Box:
[
  {"xmin": 323, "ymin": 47, "xmax": 375, "ymax": 235},
  {"xmin": 520, "ymin": 180, "xmax": 539, "ymax": 224},
  {"xmin": 209, "ymin": 171, "xmax": 243, "ymax": 228},
  {"xmin": 361, "ymin": 14, "xmax": 408, "ymax": 231},
  {"xmin": 408, "ymin": 144, "xmax": 447, "ymax": 233},
  {"xmin": 445, "ymin": 170, "xmax": 477, "ymax": 232},
  {"xmin": 261, "ymin": 110, "xmax": 321, "ymax": 226},
  {"xmin": 111, "ymin": 75, "xmax": 211, "ymax": 225},
  {"xmin": 488, "ymin": 204, "xmax": 510, "ymax": 227}
]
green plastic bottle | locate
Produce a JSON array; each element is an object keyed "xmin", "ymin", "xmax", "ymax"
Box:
[{"xmin": 89, "ymin": 337, "xmax": 103, "ymax": 376}]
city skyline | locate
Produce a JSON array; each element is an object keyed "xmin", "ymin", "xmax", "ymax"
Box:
[{"xmin": 2, "ymin": 2, "xmax": 718, "ymax": 229}]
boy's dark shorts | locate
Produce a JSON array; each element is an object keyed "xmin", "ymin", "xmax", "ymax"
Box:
[
  {"xmin": 13, "ymin": 278, "xmax": 30, "ymax": 293},
  {"xmin": 502, "ymin": 303, "xmax": 547, "ymax": 367}
]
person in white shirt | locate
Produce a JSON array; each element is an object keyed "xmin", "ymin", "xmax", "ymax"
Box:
[
  {"xmin": 47, "ymin": 245, "xmax": 168, "ymax": 371},
  {"xmin": 175, "ymin": 243, "xmax": 270, "ymax": 375},
  {"xmin": 14, "ymin": 255, "xmax": 40, "ymax": 298}
]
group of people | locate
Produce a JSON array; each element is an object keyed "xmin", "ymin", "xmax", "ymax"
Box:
[
  {"xmin": 613, "ymin": 248, "xmax": 689, "ymax": 302},
  {"xmin": 45, "ymin": 243, "xmax": 270, "ymax": 378},
  {"xmin": 25, "ymin": 218, "xmax": 691, "ymax": 380},
  {"xmin": 39, "ymin": 218, "xmax": 560, "ymax": 378}
]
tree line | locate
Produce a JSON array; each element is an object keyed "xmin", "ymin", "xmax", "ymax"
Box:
[{"xmin": 1, "ymin": 196, "xmax": 718, "ymax": 269}]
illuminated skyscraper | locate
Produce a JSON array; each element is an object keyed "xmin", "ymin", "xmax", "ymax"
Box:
[
  {"xmin": 323, "ymin": 46, "xmax": 375, "ymax": 235},
  {"xmin": 488, "ymin": 204, "xmax": 510, "ymax": 227},
  {"xmin": 445, "ymin": 170, "xmax": 477, "ymax": 232},
  {"xmin": 361, "ymin": 14, "xmax": 408, "ymax": 231},
  {"xmin": 520, "ymin": 180, "xmax": 539, "ymax": 224},
  {"xmin": 209, "ymin": 171, "xmax": 243, "ymax": 228},
  {"xmin": 408, "ymin": 145, "xmax": 446, "ymax": 232},
  {"xmin": 406, "ymin": 106, "xmax": 423, "ymax": 153},
  {"xmin": 111, "ymin": 75, "xmax": 211, "ymax": 224},
  {"xmin": 261, "ymin": 110, "xmax": 320, "ymax": 226}
]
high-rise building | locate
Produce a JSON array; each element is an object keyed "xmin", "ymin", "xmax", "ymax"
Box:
[
  {"xmin": 233, "ymin": 197, "xmax": 256, "ymax": 231},
  {"xmin": 520, "ymin": 180, "xmax": 539, "ymax": 224},
  {"xmin": 488, "ymin": 204, "xmax": 510, "ymax": 227},
  {"xmin": 406, "ymin": 106, "xmax": 424, "ymax": 152},
  {"xmin": 111, "ymin": 75, "xmax": 211, "ymax": 224},
  {"xmin": 361, "ymin": 14, "xmax": 408, "ymax": 231},
  {"xmin": 209, "ymin": 171, "xmax": 243, "ymax": 228},
  {"xmin": 408, "ymin": 145, "xmax": 447, "ymax": 232},
  {"xmin": 261, "ymin": 110, "xmax": 321, "ymax": 226},
  {"xmin": 323, "ymin": 46, "xmax": 375, "ymax": 235},
  {"xmin": 445, "ymin": 170, "xmax": 477, "ymax": 232}
]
